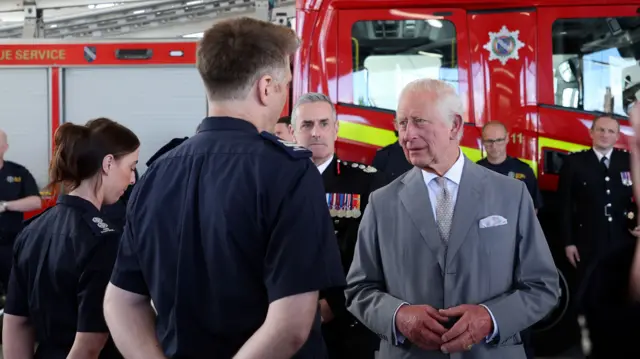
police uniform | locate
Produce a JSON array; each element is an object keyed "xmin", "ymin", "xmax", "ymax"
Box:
[
  {"xmin": 476, "ymin": 156, "xmax": 543, "ymax": 209},
  {"xmin": 558, "ymin": 147, "xmax": 638, "ymax": 358},
  {"xmin": 371, "ymin": 141, "xmax": 412, "ymax": 182},
  {"xmin": 0, "ymin": 160, "xmax": 40, "ymax": 289},
  {"xmin": 319, "ymin": 156, "xmax": 384, "ymax": 359},
  {"xmin": 4, "ymin": 195, "xmax": 122, "ymax": 359},
  {"xmin": 109, "ymin": 117, "xmax": 346, "ymax": 358}
]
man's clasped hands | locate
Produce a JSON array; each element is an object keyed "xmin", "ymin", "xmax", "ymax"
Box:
[{"xmin": 395, "ymin": 304, "xmax": 494, "ymax": 353}]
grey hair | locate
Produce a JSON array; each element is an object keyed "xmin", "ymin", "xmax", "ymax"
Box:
[
  {"xmin": 399, "ymin": 79, "xmax": 465, "ymax": 140},
  {"xmin": 291, "ymin": 92, "xmax": 337, "ymax": 128}
]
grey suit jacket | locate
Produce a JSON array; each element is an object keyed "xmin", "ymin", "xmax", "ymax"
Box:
[{"xmin": 345, "ymin": 156, "xmax": 560, "ymax": 359}]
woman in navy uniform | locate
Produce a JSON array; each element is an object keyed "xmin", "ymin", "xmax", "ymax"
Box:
[{"xmin": 2, "ymin": 119, "xmax": 140, "ymax": 359}]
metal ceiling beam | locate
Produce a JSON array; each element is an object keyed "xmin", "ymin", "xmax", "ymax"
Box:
[
  {"xmin": 0, "ymin": 0, "xmax": 270, "ymax": 38},
  {"xmin": 0, "ymin": 0, "xmax": 151, "ymax": 12}
]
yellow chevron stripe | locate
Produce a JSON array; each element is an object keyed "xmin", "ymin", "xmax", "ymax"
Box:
[
  {"xmin": 338, "ymin": 120, "xmax": 397, "ymax": 147},
  {"xmin": 538, "ymin": 137, "xmax": 589, "ymax": 153},
  {"xmin": 339, "ymin": 123, "xmax": 587, "ymax": 179}
]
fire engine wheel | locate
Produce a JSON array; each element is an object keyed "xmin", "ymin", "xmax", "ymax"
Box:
[{"xmin": 532, "ymin": 267, "xmax": 570, "ymax": 333}]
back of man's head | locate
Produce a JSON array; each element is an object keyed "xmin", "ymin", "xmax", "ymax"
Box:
[{"xmin": 197, "ymin": 17, "xmax": 299, "ymax": 102}]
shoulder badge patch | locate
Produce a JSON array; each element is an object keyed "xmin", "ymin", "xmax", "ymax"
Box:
[
  {"xmin": 83, "ymin": 214, "xmax": 117, "ymax": 237},
  {"xmin": 260, "ymin": 131, "xmax": 311, "ymax": 159}
]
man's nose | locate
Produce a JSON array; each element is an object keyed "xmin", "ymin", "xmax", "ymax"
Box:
[{"xmin": 311, "ymin": 126, "xmax": 321, "ymax": 138}]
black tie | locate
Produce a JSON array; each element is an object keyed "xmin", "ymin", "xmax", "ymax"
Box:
[{"xmin": 600, "ymin": 156, "xmax": 608, "ymax": 171}]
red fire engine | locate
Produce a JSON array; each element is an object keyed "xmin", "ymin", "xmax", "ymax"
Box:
[{"xmin": 1, "ymin": 0, "xmax": 638, "ymax": 354}]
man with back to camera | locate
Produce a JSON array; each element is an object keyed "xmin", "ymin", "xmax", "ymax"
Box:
[
  {"xmin": 558, "ymin": 114, "xmax": 639, "ymax": 358},
  {"xmin": 274, "ymin": 115, "xmax": 295, "ymax": 141},
  {"xmin": 476, "ymin": 121, "xmax": 543, "ymax": 212},
  {"xmin": 290, "ymin": 92, "xmax": 383, "ymax": 358},
  {"xmin": 0, "ymin": 129, "xmax": 42, "ymax": 290},
  {"xmin": 102, "ymin": 17, "xmax": 346, "ymax": 359},
  {"xmin": 345, "ymin": 79, "xmax": 560, "ymax": 359}
]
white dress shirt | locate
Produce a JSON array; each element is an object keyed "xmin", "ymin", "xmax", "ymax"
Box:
[
  {"xmin": 394, "ymin": 148, "xmax": 499, "ymax": 345},
  {"xmin": 593, "ymin": 147, "xmax": 613, "ymax": 168},
  {"xmin": 316, "ymin": 156, "xmax": 333, "ymax": 174}
]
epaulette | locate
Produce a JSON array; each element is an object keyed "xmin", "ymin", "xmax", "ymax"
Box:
[
  {"xmin": 260, "ymin": 131, "xmax": 311, "ymax": 159},
  {"xmin": 339, "ymin": 159, "xmax": 378, "ymax": 173},
  {"xmin": 22, "ymin": 206, "xmax": 52, "ymax": 227},
  {"xmin": 82, "ymin": 214, "xmax": 117, "ymax": 237}
]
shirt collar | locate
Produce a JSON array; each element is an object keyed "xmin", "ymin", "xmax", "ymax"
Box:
[
  {"xmin": 421, "ymin": 148, "xmax": 465, "ymax": 185},
  {"xmin": 197, "ymin": 117, "xmax": 258, "ymax": 133},
  {"xmin": 593, "ymin": 147, "xmax": 613, "ymax": 161},
  {"xmin": 316, "ymin": 155, "xmax": 334, "ymax": 174},
  {"xmin": 57, "ymin": 194, "xmax": 101, "ymax": 214}
]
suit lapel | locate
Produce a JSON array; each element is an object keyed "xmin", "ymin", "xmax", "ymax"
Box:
[
  {"xmin": 399, "ymin": 167, "xmax": 444, "ymax": 271},
  {"xmin": 445, "ymin": 157, "xmax": 483, "ymax": 268}
]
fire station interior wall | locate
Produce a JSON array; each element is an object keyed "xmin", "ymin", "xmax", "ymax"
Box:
[
  {"xmin": 0, "ymin": 68, "xmax": 51, "ymax": 190},
  {"xmin": 62, "ymin": 66, "xmax": 206, "ymax": 174}
]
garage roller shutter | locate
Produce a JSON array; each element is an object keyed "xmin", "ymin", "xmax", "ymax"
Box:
[
  {"xmin": 63, "ymin": 66, "xmax": 206, "ymax": 174},
  {"xmin": 0, "ymin": 68, "xmax": 51, "ymax": 189}
]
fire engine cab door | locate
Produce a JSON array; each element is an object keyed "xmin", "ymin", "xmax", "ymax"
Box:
[
  {"xmin": 337, "ymin": 7, "xmax": 472, "ymax": 156},
  {"xmin": 466, "ymin": 8, "xmax": 538, "ymax": 174}
]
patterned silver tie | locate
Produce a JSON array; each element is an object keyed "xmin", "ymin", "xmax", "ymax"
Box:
[{"xmin": 435, "ymin": 177, "xmax": 453, "ymax": 242}]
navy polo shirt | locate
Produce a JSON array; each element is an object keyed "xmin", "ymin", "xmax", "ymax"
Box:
[
  {"xmin": 477, "ymin": 156, "xmax": 544, "ymax": 209},
  {"xmin": 110, "ymin": 117, "xmax": 346, "ymax": 358},
  {"xmin": 5, "ymin": 195, "xmax": 122, "ymax": 358}
]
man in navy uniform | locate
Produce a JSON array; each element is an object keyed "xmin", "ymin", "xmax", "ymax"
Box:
[
  {"xmin": 103, "ymin": 17, "xmax": 346, "ymax": 359},
  {"xmin": 476, "ymin": 121, "xmax": 543, "ymax": 211},
  {"xmin": 291, "ymin": 92, "xmax": 383, "ymax": 359},
  {"xmin": 0, "ymin": 129, "xmax": 42, "ymax": 290},
  {"xmin": 558, "ymin": 115, "xmax": 638, "ymax": 358},
  {"xmin": 371, "ymin": 133, "xmax": 412, "ymax": 182}
]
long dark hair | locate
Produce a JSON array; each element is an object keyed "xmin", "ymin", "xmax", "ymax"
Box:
[{"xmin": 47, "ymin": 118, "xmax": 139, "ymax": 195}]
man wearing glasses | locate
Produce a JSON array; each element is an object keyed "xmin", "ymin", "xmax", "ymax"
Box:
[{"xmin": 477, "ymin": 121, "xmax": 543, "ymax": 212}]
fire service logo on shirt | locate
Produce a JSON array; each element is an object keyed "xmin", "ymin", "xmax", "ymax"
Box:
[
  {"xmin": 6, "ymin": 176, "xmax": 21, "ymax": 183},
  {"xmin": 483, "ymin": 25, "xmax": 525, "ymax": 65}
]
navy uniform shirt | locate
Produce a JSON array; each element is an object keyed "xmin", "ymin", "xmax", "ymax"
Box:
[
  {"xmin": 0, "ymin": 160, "xmax": 40, "ymax": 239},
  {"xmin": 476, "ymin": 156, "xmax": 543, "ymax": 209},
  {"xmin": 5, "ymin": 195, "xmax": 122, "ymax": 359},
  {"xmin": 371, "ymin": 141, "xmax": 412, "ymax": 182},
  {"xmin": 110, "ymin": 117, "xmax": 346, "ymax": 358}
]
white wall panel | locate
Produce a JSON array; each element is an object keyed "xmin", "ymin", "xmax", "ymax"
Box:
[
  {"xmin": 63, "ymin": 66, "xmax": 206, "ymax": 174},
  {"xmin": 0, "ymin": 68, "xmax": 50, "ymax": 189}
]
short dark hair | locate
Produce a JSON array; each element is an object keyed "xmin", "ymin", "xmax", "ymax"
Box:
[
  {"xmin": 591, "ymin": 114, "xmax": 620, "ymax": 131},
  {"xmin": 277, "ymin": 116, "xmax": 291, "ymax": 125},
  {"xmin": 48, "ymin": 118, "xmax": 139, "ymax": 194},
  {"xmin": 196, "ymin": 17, "xmax": 299, "ymax": 101}
]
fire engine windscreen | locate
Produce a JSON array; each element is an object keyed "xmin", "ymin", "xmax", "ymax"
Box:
[
  {"xmin": 350, "ymin": 18, "xmax": 458, "ymax": 112},
  {"xmin": 552, "ymin": 16, "xmax": 640, "ymax": 117}
]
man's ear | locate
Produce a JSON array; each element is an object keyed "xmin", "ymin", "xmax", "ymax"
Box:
[
  {"xmin": 257, "ymin": 74, "xmax": 273, "ymax": 107},
  {"xmin": 451, "ymin": 114, "xmax": 463, "ymax": 139}
]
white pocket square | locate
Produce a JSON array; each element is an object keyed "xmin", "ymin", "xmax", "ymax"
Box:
[{"xmin": 479, "ymin": 215, "xmax": 508, "ymax": 228}]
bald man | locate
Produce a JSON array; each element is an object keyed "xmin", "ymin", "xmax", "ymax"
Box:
[
  {"xmin": 477, "ymin": 122, "xmax": 543, "ymax": 211},
  {"xmin": 0, "ymin": 129, "xmax": 42, "ymax": 290}
]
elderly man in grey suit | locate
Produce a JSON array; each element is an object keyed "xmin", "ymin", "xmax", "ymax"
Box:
[{"xmin": 345, "ymin": 78, "xmax": 560, "ymax": 359}]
